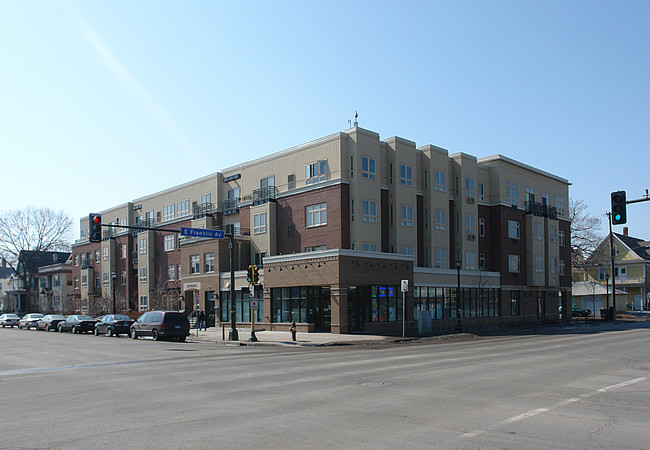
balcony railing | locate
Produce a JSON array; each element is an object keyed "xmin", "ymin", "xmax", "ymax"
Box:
[
  {"xmin": 525, "ymin": 201, "xmax": 558, "ymax": 220},
  {"xmin": 252, "ymin": 186, "xmax": 277, "ymax": 205},
  {"xmin": 222, "ymin": 197, "xmax": 240, "ymax": 216},
  {"xmin": 193, "ymin": 202, "xmax": 213, "ymax": 219}
]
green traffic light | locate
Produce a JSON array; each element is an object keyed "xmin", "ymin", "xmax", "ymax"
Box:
[{"xmin": 614, "ymin": 213, "xmax": 621, "ymax": 221}]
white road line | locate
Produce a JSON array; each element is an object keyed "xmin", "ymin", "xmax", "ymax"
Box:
[
  {"xmin": 597, "ymin": 377, "xmax": 647, "ymax": 392},
  {"xmin": 459, "ymin": 376, "xmax": 648, "ymax": 441}
]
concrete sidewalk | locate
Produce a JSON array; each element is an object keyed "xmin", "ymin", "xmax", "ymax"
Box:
[{"xmin": 186, "ymin": 326, "xmax": 389, "ymax": 347}]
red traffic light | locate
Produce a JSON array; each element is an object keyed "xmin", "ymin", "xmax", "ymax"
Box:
[{"xmin": 89, "ymin": 213, "xmax": 102, "ymax": 243}]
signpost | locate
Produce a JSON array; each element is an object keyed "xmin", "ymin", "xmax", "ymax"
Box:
[{"xmin": 401, "ymin": 280, "xmax": 408, "ymax": 338}]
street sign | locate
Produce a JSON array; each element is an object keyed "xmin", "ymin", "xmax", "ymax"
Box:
[
  {"xmin": 250, "ymin": 300, "xmax": 258, "ymax": 309},
  {"xmin": 401, "ymin": 279, "xmax": 408, "ymax": 292},
  {"xmin": 180, "ymin": 227, "xmax": 225, "ymax": 239}
]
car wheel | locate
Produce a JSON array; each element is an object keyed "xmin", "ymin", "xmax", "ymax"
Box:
[
  {"xmin": 94, "ymin": 327, "xmax": 100, "ymax": 336},
  {"xmin": 58, "ymin": 325, "xmax": 63, "ymax": 332},
  {"xmin": 130, "ymin": 328, "xmax": 138, "ymax": 339},
  {"xmin": 106, "ymin": 327, "xmax": 113, "ymax": 337},
  {"xmin": 152, "ymin": 329, "xmax": 160, "ymax": 341},
  {"xmin": 46, "ymin": 324, "xmax": 51, "ymax": 332},
  {"xmin": 178, "ymin": 336, "xmax": 186, "ymax": 342},
  {"xmin": 71, "ymin": 326, "xmax": 77, "ymax": 334}
]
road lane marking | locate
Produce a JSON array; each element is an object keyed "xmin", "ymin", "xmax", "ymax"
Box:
[
  {"xmin": 459, "ymin": 376, "xmax": 648, "ymax": 441},
  {"xmin": 597, "ymin": 377, "xmax": 647, "ymax": 392}
]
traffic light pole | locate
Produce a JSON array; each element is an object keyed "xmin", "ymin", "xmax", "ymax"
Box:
[
  {"xmin": 608, "ymin": 212, "xmax": 616, "ymax": 322},
  {"xmin": 228, "ymin": 226, "xmax": 238, "ymax": 341}
]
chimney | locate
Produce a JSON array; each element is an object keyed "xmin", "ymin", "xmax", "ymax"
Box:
[{"xmin": 623, "ymin": 226, "xmax": 629, "ymax": 236}]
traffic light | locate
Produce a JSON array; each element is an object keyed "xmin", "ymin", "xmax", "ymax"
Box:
[
  {"xmin": 89, "ymin": 213, "xmax": 102, "ymax": 243},
  {"xmin": 611, "ymin": 191, "xmax": 627, "ymax": 225},
  {"xmin": 253, "ymin": 265, "xmax": 259, "ymax": 284},
  {"xmin": 246, "ymin": 265, "xmax": 253, "ymax": 284}
]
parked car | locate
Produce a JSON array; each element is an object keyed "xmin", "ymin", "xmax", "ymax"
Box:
[
  {"xmin": 94, "ymin": 314, "xmax": 134, "ymax": 337},
  {"xmin": 572, "ymin": 307, "xmax": 592, "ymax": 318},
  {"xmin": 130, "ymin": 311, "xmax": 190, "ymax": 341},
  {"xmin": 36, "ymin": 314, "xmax": 67, "ymax": 331},
  {"xmin": 58, "ymin": 315, "xmax": 96, "ymax": 334},
  {"xmin": 19, "ymin": 313, "xmax": 44, "ymax": 329},
  {"xmin": 0, "ymin": 313, "xmax": 20, "ymax": 328}
]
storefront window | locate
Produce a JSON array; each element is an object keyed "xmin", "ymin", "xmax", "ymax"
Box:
[{"xmin": 219, "ymin": 287, "xmax": 263, "ymax": 323}]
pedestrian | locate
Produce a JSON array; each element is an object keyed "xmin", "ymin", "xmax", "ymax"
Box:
[
  {"xmin": 198, "ymin": 310, "xmax": 207, "ymax": 331},
  {"xmin": 289, "ymin": 320, "xmax": 296, "ymax": 341}
]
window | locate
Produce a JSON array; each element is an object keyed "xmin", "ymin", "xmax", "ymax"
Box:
[
  {"xmin": 506, "ymin": 180, "xmax": 519, "ymax": 205},
  {"xmin": 139, "ymin": 267, "xmax": 147, "ymax": 283},
  {"xmin": 526, "ymin": 188, "xmax": 535, "ymax": 202},
  {"xmin": 508, "ymin": 254, "xmax": 520, "ymax": 273},
  {"xmin": 478, "ymin": 183, "xmax": 484, "ymax": 201},
  {"xmin": 177, "ymin": 200, "xmax": 190, "ymax": 218},
  {"xmin": 559, "ymin": 230, "xmax": 566, "ymax": 247},
  {"xmin": 550, "ymin": 226, "xmax": 558, "ymax": 243},
  {"xmin": 167, "ymin": 265, "xmax": 175, "ymax": 281},
  {"xmin": 598, "ymin": 267, "xmax": 605, "ymax": 281},
  {"xmin": 550, "ymin": 257, "xmax": 558, "ymax": 274},
  {"xmin": 400, "ymin": 246, "xmax": 414, "ymax": 256},
  {"xmin": 508, "ymin": 220, "xmax": 520, "ymax": 239},
  {"xmin": 81, "ymin": 275, "xmax": 87, "ymax": 288},
  {"xmin": 400, "ymin": 205, "xmax": 414, "ymax": 227},
  {"xmin": 362, "ymin": 200, "xmax": 377, "ymax": 223},
  {"xmin": 400, "ymin": 164, "xmax": 413, "ymax": 186},
  {"xmin": 305, "ymin": 160, "xmax": 327, "ymax": 184},
  {"xmin": 74, "ymin": 277, "xmax": 79, "ymax": 289},
  {"xmin": 434, "ymin": 171, "xmax": 446, "ymax": 192},
  {"xmin": 260, "ymin": 175, "xmax": 275, "ymax": 189},
  {"xmin": 121, "ymin": 244, "xmax": 127, "ymax": 259},
  {"xmin": 424, "ymin": 170, "xmax": 429, "ymax": 189},
  {"xmin": 350, "ymin": 199, "xmax": 354, "ymax": 222},
  {"xmin": 479, "ymin": 253, "xmax": 486, "ymax": 269},
  {"xmin": 350, "ymin": 155, "xmax": 354, "ymax": 178},
  {"xmin": 361, "ymin": 157, "xmax": 376, "ymax": 180},
  {"xmin": 559, "ymin": 260, "xmax": 566, "ymax": 276},
  {"xmin": 190, "ymin": 255, "xmax": 200, "ymax": 274},
  {"xmin": 465, "ymin": 214, "xmax": 476, "ymax": 234},
  {"xmin": 102, "ymin": 246, "xmax": 109, "ymax": 261},
  {"xmin": 139, "ymin": 296, "xmax": 148, "ymax": 310},
  {"xmin": 306, "ymin": 203, "xmax": 327, "ymax": 227},
  {"xmin": 555, "ymin": 196, "xmax": 565, "ymax": 216},
  {"xmin": 363, "ymin": 243, "xmax": 378, "ymax": 252},
  {"xmin": 465, "ymin": 251, "xmax": 476, "ymax": 270},
  {"xmin": 163, "ymin": 204, "xmax": 175, "ymax": 222},
  {"xmin": 95, "ymin": 250, "xmax": 100, "ymax": 263},
  {"xmin": 254, "ymin": 212, "xmax": 267, "ymax": 234},
  {"xmin": 479, "ymin": 218, "xmax": 485, "ymax": 237},
  {"xmin": 178, "ymin": 264, "xmax": 181, "ymax": 279},
  {"xmin": 541, "ymin": 192, "xmax": 550, "ymax": 205},
  {"xmin": 534, "ymin": 223, "xmax": 543, "ymax": 240},
  {"xmin": 434, "ymin": 248, "xmax": 447, "ymax": 269},
  {"xmin": 201, "ymin": 193, "xmax": 211, "ymax": 205},
  {"xmin": 305, "ymin": 245, "xmax": 326, "ymax": 252},
  {"xmin": 139, "ymin": 238, "xmax": 147, "ymax": 254},
  {"xmin": 287, "ymin": 225, "xmax": 295, "ymax": 237},
  {"xmin": 103, "ymin": 272, "xmax": 109, "ymax": 286},
  {"xmin": 204, "ymin": 253, "xmax": 215, "ymax": 273},
  {"xmin": 535, "ymin": 255, "xmax": 543, "ymax": 273},
  {"xmin": 120, "ymin": 271, "xmax": 127, "ymax": 285},
  {"xmin": 288, "ymin": 174, "xmax": 295, "ymax": 190},
  {"xmin": 465, "ymin": 177, "xmax": 475, "ymax": 197},
  {"xmin": 164, "ymin": 234, "xmax": 175, "ymax": 251},
  {"xmin": 74, "ymin": 255, "xmax": 79, "ymax": 266}
]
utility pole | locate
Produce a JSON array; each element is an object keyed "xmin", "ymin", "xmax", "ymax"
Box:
[
  {"xmin": 607, "ymin": 212, "xmax": 616, "ymax": 321},
  {"xmin": 228, "ymin": 224, "xmax": 238, "ymax": 341}
]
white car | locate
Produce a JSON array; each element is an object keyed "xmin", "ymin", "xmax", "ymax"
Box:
[
  {"xmin": 0, "ymin": 313, "xmax": 20, "ymax": 328},
  {"xmin": 18, "ymin": 313, "xmax": 44, "ymax": 329}
]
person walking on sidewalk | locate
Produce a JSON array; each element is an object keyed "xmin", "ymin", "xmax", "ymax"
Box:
[{"xmin": 198, "ymin": 310, "xmax": 207, "ymax": 331}]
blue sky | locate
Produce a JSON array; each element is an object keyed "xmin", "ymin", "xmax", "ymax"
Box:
[{"xmin": 2, "ymin": 1, "xmax": 649, "ymax": 241}]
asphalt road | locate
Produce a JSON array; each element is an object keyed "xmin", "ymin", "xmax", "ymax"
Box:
[{"xmin": 1, "ymin": 323, "xmax": 649, "ymax": 449}]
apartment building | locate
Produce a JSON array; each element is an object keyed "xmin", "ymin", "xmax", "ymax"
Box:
[{"xmin": 71, "ymin": 124, "xmax": 571, "ymax": 334}]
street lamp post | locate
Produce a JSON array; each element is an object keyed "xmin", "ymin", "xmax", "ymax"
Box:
[
  {"xmin": 111, "ymin": 272, "xmax": 117, "ymax": 314},
  {"xmin": 455, "ymin": 260, "xmax": 463, "ymax": 333}
]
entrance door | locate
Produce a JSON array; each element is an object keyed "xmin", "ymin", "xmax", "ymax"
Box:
[
  {"xmin": 206, "ymin": 292, "xmax": 216, "ymax": 327},
  {"xmin": 347, "ymin": 287, "xmax": 364, "ymax": 332},
  {"xmin": 318, "ymin": 288, "xmax": 331, "ymax": 332}
]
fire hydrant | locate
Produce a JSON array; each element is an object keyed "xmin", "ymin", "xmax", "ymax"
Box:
[{"xmin": 290, "ymin": 321, "xmax": 296, "ymax": 341}]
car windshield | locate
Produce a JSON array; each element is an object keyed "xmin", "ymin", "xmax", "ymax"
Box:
[
  {"xmin": 50, "ymin": 315, "xmax": 66, "ymax": 320},
  {"xmin": 77, "ymin": 315, "xmax": 94, "ymax": 320},
  {"xmin": 6, "ymin": 314, "xmax": 19, "ymax": 319},
  {"xmin": 113, "ymin": 315, "xmax": 131, "ymax": 320},
  {"xmin": 27, "ymin": 314, "xmax": 43, "ymax": 318}
]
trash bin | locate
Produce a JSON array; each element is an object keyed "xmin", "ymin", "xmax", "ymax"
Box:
[{"xmin": 600, "ymin": 308, "xmax": 607, "ymax": 319}]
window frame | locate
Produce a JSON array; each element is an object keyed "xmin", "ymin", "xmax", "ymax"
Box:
[{"xmin": 306, "ymin": 203, "xmax": 327, "ymax": 228}]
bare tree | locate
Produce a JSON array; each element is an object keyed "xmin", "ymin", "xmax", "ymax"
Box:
[
  {"xmin": 0, "ymin": 207, "xmax": 74, "ymax": 311},
  {"xmin": 149, "ymin": 266, "xmax": 181, "ymax": 311},
  {"xmin": 569, "ymin": 198, "xmax": 604, "ymax": 269}
]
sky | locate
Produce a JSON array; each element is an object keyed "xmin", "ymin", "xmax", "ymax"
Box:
[{"xmin": 2, "ymin": 0, "xmax": 649, "ymax": 243}]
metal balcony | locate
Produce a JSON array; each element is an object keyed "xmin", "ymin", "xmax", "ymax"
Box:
[{"xmin": 252, "ymin": 186, "xmax": 277, "ymax": 205}]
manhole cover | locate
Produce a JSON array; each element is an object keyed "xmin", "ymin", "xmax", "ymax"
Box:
[{"xmin": 360, "ymin": 381, "xmax": 392, "ymax": 387}]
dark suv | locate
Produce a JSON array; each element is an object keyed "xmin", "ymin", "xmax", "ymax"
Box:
[{"xmin": 130, "ymin": 311, "xmax": 190, "ymax": 342}]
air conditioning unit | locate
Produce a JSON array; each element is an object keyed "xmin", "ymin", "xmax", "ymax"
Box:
[
  {"xmin": 467, "ymin": 233, "xmax": 476, "ymax": 241},
  {"xmin": 466, "ymin": 196, "xmax": 475, "ymax": 204}
]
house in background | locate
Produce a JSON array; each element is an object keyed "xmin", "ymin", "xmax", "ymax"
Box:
[
  {"xmin": 580, "ymin": 227, "xmax": 650, "ymax": 312},
  {"xmin": 0, "ymin": 259, "xmax": 15, "ymax": 312},
  {"xmin": 572, "ymin": 280, "xmax": 626, "ymax": 317}
]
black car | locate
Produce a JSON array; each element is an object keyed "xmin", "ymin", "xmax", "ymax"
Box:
[
  {"xmin": 130, "ymin": 311, "xmax": 190, "ymax": 342},
  {"xmin": 58, "ymin": 315, "xmax": 96, "ymax": 334},
  {"xmin": 36, "ymin": 314, "xmax": 67, "ymax": 331},
  {"xmin": 94, "ymin": 314, "xmax": 134, "ymax": 337},
  {"xmin": 572, "ymin": 307, "xmax": 592, "ymax": 318}
]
